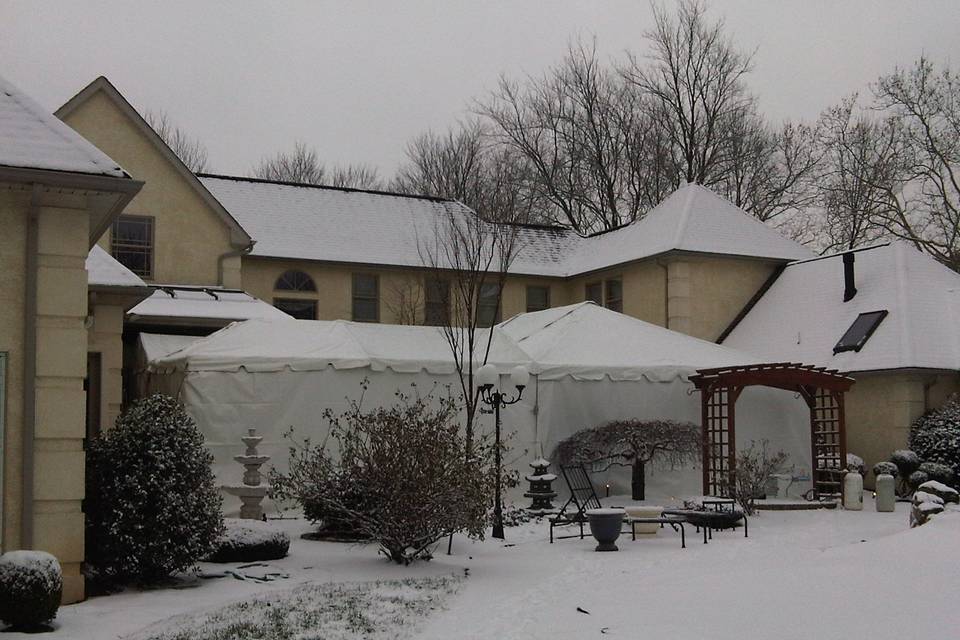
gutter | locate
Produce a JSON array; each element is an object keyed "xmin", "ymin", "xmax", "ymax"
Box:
[
  {"xmin": 217, "ymin": 240, "xmax": 255, "ymax": 287},
  {"xmin": 21, "ymin": 184, "xmax": 41, "ymax": 548}
]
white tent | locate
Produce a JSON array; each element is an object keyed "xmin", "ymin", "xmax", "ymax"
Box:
[{"xmin": 148, "ymin": 303, "xmax": 812, "ymax": 510}]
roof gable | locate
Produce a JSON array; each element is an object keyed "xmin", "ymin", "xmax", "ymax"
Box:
[
  {"xmin": 55, "ymin": 77, "xmax": 251, "ymax": 247},
  {"xmin": 0, "ymin": 74, "xmax": 127, "ymax": 178},
  {"xmin": 723, "ymin": 242, "xmax": 960, "ymax": 373}
]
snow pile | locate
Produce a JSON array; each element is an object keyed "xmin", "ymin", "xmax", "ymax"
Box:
[
  {"xmin": 0, "ymin": 550, "xmax": 62, "ymax": 630},
  {"xmin": 911, "ymin": 490, "xmax": 949, "ymax": 527},
  {"xmin": 918, "ymin": 480, "xmax": 959, "ymax": 504},
  {"xmin": 207, "ymin": 518, "xmax": 290, "ymax": 563}
]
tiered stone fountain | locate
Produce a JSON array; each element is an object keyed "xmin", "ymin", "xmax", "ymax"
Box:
[{"xmin": 223, "ymin": 428, "xmax": 271, "ymax": 520}]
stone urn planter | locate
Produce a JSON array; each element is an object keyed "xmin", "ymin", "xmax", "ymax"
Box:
[
  {"xmin": 586, "ymin": 508, "xmax": 625, "ymax": 552},
  {"xmin": 624, "ymin": 505, "xmax": 663, "ymax": 535}
]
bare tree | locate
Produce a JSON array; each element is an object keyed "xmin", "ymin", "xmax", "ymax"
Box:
[
  {"xmin": 873, "ymin": 57, "xmax": 960, "ymax": 269},
  {"xmin": 144, "ymin": 109, "xmax": 209, "ymax": 173},
  {"xmin": 480, "ymin": 39, "xmax": 662, "ymax": 233},
  {"xmin": 554, "ymin": 419, "xmax": 702, "ymax": 500},
  {"xmin": 384, "ymin": 278, "xmax": 422, "ymax": 325},
  {"xmin": 405, "ymin": 123, "xmax": 532, "ymax": 454},
  {"xmin": 255, "ymin": 141, "xmax": 326, "ymax": 184},
  {"xmin": 255, "ymin": 142, "xmax": 382, "ymax": 189},
  {"xmin": 814, "ymin": 97, "xmax": 906, "ymax": 253},
  {"xmin": 623, "ymin": 0, "xmax": 755, "ymax": 187}
]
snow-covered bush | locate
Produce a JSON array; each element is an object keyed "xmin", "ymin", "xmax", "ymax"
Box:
[
  {"xmin": 890, "ymin": 450, "xmax": 921, "ymax": 496},
  {"xmin": 918, "ymin": 461, "xmax": 954, "ymax": 485},
  {"xmin": 909, "ymin": 396, "xmax": 960, "ymax": 488},
  {"xmin": 207, "ymin": 519, "xmax": 290, "ymax": 563},
  {"xmin": 918, "ymin": 480, "xmax": 960, "ymax": 504},
  {"xmin": 846, "ymin": 452, "xmax": 866, "ymax": 476},
  {"xmin": 724, "ymin": 440, "xmax": 790, "ymax": 515},
  {"xmin": 271, "ymin": 388, "xmax": 496, "ymax": 564},
  {"xmin": 0, "ymin": 551, "xmax": 62, "ymax": 630},
  {"xmin": 872, "ymin": 461, "xmax": 898, "ymax": 478},
  {"xmin": 908, "ymin": 470, "xmax": 929, "ymax": 492},
  {"xmin": 86, "ymin": 394, "xmax": 223, "ymax": 586}
]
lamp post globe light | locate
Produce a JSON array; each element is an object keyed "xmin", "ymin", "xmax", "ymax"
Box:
[{"xmin": 477, "ymin": 363, "xmax": 528, "ymax": 540}]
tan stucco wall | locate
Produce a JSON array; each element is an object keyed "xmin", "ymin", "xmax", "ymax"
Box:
[
  {"xmin": 846, "ymin": 370, "xmax": 960, "ymax": 487},
  {"xmin": 87, "ymin": 300, "xmax": 127, "ymax": 432},
  {"xmin": 566, "ymin": 261, "xmax": 667, "ymax": 326},
  {"xmin": 685, "ymin": 256, "xmax": 779, "ymax": 341},
  {"xmin": 60, "ymin": 90, "xmax": 236, "ymax": 286},
  {"xmin": 0, "ymin": 189, "xmax": 29, "ymax": 554},
  {"xmin": 242, "ymin": 258, "xmax": 569, "ymax": 325}
]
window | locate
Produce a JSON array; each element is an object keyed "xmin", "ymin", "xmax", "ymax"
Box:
[
  {"xmin": 274, "ymin": 298, "xmax": 317, "ymax": 320},
  {"xmin": 526, "ymin": 285, "xmax": 550, "ymax": 312},
  {"xmin": 275, "ymin": 270, "xmax": 316, "ymax": 292},
  {"xmin": 111, "ymin": 215, "xmax": 153, "ymax": 278},
  {"xmin": 585, "ymin": 282, "xmax": 602, "ymax": 305},
  {"xmin": 352, "ymin": 273, "xmax": 379, "ymax": 322},
  {"xmin": 424, "ymin": 277, "xmax": 450, "ymax": 326},
  {"xmin": 477, "ymin": 282, "xmax": 501, "ymax": 327},
  {"xmin": 605, "ymin": 278, "xmax": 623, "ymax": 312},
  {"xmin": 834, "ymin": 310, "xmax": 888, "ymax": 354}
]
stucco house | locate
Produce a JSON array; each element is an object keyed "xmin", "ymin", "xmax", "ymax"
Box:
[
  {"xmin": 723, "ymin": 241, "xmax": 960, "ymax": 484},
  {"xmin": 0, "ymin": 74, "xmax": 145, "ymax": 603}
]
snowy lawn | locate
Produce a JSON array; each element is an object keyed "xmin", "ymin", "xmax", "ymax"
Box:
[{"xmin": 7, "ymin": 497, "xmax": 958, "ymax": 640}]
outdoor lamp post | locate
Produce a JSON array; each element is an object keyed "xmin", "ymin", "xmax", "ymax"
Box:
[{"xmin": 477, "ymin": 363, "xmax": 528, "ymax": 540}]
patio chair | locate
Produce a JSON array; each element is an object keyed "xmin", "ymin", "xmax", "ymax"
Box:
[{"xmin": 549, "ymin": 464, "xmax": 604, "ymax": 543}]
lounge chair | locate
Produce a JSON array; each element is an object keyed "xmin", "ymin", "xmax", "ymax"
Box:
[{"xmin": 549, "ymin": 465, "xmax": 604, "ymax": 543}]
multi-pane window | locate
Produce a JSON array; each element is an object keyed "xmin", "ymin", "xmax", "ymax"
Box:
[
  {"xmin": 585, "ymin": 282, "xmax": 602, "ymax": 305},
  {"xmin": 605, "ymin": 278, "xmax": 623, "ymax": 312},
  {"xmin": 273, "ymin": 298, "xmax": 317, "ymax": 320},
  {"xmin": 111, "ymin": 215, "xmax": 154, "ymax": 278},
  {"xmin": 275, "ymin": 270, "xmax": 316, "ymax": 292},
  {"xmin": 424, "ymin": 277, "xmax": 450, "ymax": 326},
  {"xmin": 526, "ymin": 285, "xmax": 550, "ymax": 312},
  {"xmin": 477, "ymin": 282, "xmax": 501, "ymax": 327},
  {"xmin": 352, "ymin": 273, "xmax": 379, "ymax": 322}
]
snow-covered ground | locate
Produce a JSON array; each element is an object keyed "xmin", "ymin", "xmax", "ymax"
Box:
[{"xmin": 9, "ymin": 497, "xmax": 958, "ymax": 640}]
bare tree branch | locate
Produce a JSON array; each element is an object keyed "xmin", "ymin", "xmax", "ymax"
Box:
[{"xmin": 144, "ymin": 109, "xmax": 210, "ymax": 173}]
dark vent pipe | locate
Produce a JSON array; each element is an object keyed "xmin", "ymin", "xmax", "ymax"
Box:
[{"xmin": 843, "ymin": 252, "xmax": 857, "ymax": 302}]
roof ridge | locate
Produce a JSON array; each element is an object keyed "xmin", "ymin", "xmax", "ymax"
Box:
[
  {"xmin": 673, "ymin": 182, "xmax": 698, "ymax": 247},
  {"xmin": 893, "ymin": 242, "xmax": 914, "ymax": 366},
  {"xmin": 198, "ymin": 172, "xmax": 455, "ymax": 203}
]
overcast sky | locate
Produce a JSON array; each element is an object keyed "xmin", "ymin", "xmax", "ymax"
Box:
[{"xmin": 3, "ymin": 1, "xmax": 959, "ymax": 179}]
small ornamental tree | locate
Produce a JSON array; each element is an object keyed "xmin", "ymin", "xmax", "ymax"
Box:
[
  {"xmin": 909, "ymin": 395, "xmax": 960, "ymax": 489},
  {"xmin": 85, "ymin": 394, "xmax": 223, "ymax": 586},
  {"xmin": 554, "ymin": 419, "xmax": 701, "ymax": 500},
  {"xmin": 724, "ymin": 440, "xmax": 790, "ymax": 515},
  {"xmin": 889, "ymin": 449, "xmax": 922, "ymax": 496},
  {"xmin": 271, "ymin": 388, "xmax": 496, "ymax": 564}
]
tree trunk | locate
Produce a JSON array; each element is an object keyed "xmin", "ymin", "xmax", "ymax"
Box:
[{"xmin": 632, "ymin": 460, "xmax": 646, "ymax": 501}]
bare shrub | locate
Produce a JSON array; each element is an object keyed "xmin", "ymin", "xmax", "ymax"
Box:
[{"xmin": 724, "ymin": 440, "xmax": 789, "ymax": 515}]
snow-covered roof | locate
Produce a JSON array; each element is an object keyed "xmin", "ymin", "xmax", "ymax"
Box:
[
  {"xmin": 86, "ymin": 245, "xmax": 147, "ymax": 288},
  {"xmin": 0, "ymin": 74, "xmax": 127, "ymax": 178},
  {"xmin": 152, "ymin": 302, "xmax": 761, "ymax": 381},
  {"xmin": 723, "ymin": 242, "xmax": 960, "ymax": 373},
  {"xmin": 499, "ymin": 302, "xmax": 757, "ymax": 381},
  {"xmin": 566, "ymin": 184, "xmax": 814, "ymax": 273},
  {"xmin": 199, "ymin": 176, "xmax": 809, "ymax": 277},
  {"xmin": 128, "ymin": 287, "xmax": 292, "ymax": 326},
  {"xmin": 151, "ymin": 318, "xmax": 530, "ymax": 374}
]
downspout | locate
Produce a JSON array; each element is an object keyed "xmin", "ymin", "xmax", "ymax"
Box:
[
  {"xmin": 217, "ymin": 240, "xmax": 255, "ymax": 287},
  {"xmin": 21, "ymin": 184, "xmax": 41, "ymax": 548},
  {"xmin": 656, "ymin": 258, "xmax": 670, "ymax": 329}
]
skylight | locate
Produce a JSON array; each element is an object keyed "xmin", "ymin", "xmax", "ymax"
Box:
[{"xmin": 834, "ymin": 310, "xmax": 888, "ymax": 354}]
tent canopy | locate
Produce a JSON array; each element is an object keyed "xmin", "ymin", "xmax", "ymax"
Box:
[{"xmin": 150, "ymin": 302, "xmax": 763, "ymax": 381}]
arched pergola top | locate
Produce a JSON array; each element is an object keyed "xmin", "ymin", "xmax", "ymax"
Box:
[
  {"xmin": 690, "ymin": 362, "xmax": 856, "ymax": 500},
  {"xmin": 689, "ymin": 362, "xmax": 855, "ymax": 396}
]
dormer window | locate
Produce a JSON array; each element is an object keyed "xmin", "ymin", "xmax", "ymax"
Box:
[{"xmin": 834, "ymin": 310, "xmax": 888, "ymax": 354}]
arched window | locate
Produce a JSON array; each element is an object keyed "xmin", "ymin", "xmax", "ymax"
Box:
[{"xmin": 275, "ymin": 270, "xmax": 316, "ymax": 292}]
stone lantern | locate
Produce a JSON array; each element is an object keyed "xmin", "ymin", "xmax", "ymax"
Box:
[
  {"xmin": 524, "ymin": 457, "xmax": 558, "ymax": 514},
  {"xmin": 223, "ymin": 428, "xmax": 271, "ymax": 520}
]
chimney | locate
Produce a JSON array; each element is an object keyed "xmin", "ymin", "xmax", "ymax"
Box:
[{"xmin": 843, "ymin": 252, "xmax": 857, "ymax": 302}]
